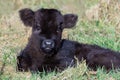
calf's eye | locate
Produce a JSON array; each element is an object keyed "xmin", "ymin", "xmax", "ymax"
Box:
[
  {"xmin": 36, "ymin": 24, "xmax": 41, "ymax": 30},
  {"xmin": 36, "ymin": 27, "xmax": 40, "ymax": 30},
  {"xmin": 57, "ymin": 22, "xmax": 63, "ymax": 32}
]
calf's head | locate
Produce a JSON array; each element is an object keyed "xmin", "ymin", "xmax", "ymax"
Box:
[{"xmin": 19, "ymin": 8, "xmax": 78, "ymax": 55}]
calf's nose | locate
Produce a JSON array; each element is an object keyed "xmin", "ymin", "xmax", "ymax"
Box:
[{"xmin": 42, "ymin": 39, "xmax": 55, "ymax": 48}]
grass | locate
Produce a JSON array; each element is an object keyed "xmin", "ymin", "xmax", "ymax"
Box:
[{"xmin": 0, "ymin": 0, "xmax": 120, "ymax": 80}]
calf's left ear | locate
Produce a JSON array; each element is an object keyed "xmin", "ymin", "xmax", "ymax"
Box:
[{"xmin": 63, "ymin": 14, "xmax": 78, "ymax": 28}]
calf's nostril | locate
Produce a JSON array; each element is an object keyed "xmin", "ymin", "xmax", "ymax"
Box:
[
  {"xmin": 45, "ymin": 41, "xmax": 52, "ymax": 45},
  {"xmin": 42, "ymin": 40, "xmax": 55, "ymax": 48}
]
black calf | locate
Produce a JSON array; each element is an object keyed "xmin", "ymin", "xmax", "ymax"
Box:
[{"xmin": 17, "ymin": 8, "xmax": 120, "ymax": 72}]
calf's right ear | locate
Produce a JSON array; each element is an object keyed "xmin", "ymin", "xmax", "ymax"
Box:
[{"xmin": 19, "ymin": 8, "xmax": 34, "ymax": 27}]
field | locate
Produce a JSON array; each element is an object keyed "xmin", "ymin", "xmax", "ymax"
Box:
[{"xmin": 0, "ymin": 0, "xmax": 120, "ymax": 80}]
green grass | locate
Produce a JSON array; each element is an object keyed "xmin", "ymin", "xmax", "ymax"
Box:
[{"xmin": 0, "ymin": 0, "xmax": 120, "ymax": 80}]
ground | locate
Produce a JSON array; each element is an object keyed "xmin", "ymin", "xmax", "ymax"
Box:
[{"xmin": 0, "ymin": 0, "xmax": 120, "ymax": 80}]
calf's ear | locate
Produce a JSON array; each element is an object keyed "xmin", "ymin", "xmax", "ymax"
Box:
[
  {"xmin": 63, "ymin": 14, "xmax": 78, "ymax": 28},
  {"xmin": 19, "ymin": 8, "xmax": 34, "ymax": 27}
]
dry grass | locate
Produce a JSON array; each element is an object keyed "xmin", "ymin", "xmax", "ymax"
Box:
[{"xmin": 0, "ymin": 0, "xmax": 120, "ymax": 80}]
